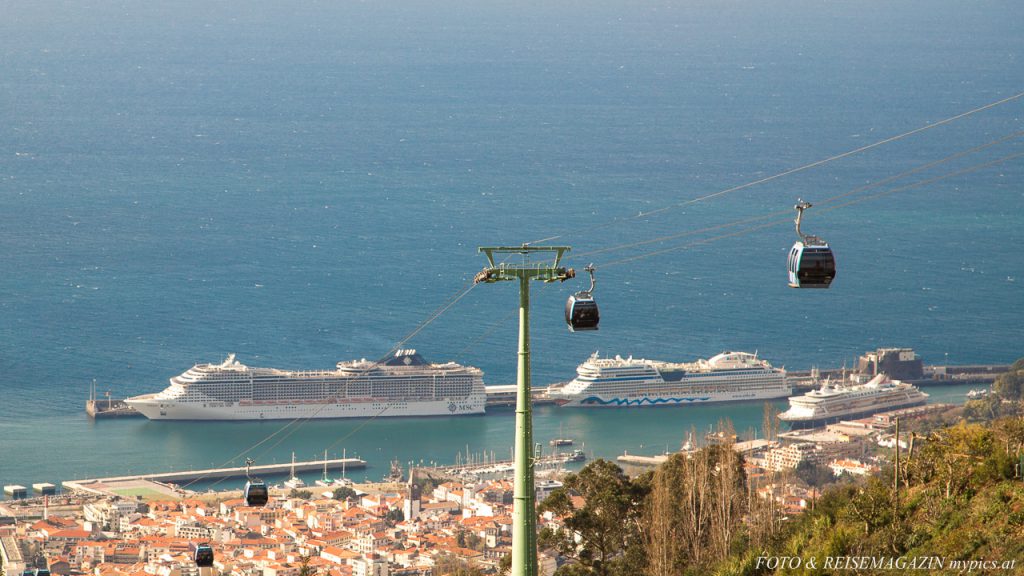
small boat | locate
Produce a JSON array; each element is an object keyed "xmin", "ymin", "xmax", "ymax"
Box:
[
  {"xmin": 283, "ymin": 452, "xmax": 306, "ymax": 489},
  {"xmin": 314, "ymin": 450, "xmax": 333, "ymax": 487},
  {"xmin": 329, "ymin": 448, "xmax": 354, "ymax": 487},
  {"xmin": 966, "ymin": 388, "xmax": 990, "ymax": 400},
  {"xmin": 549, "ymin": 423, "xmax": 574, "ymax": 447}
]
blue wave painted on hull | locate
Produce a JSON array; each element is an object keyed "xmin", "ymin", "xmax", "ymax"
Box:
[{"xmin": 579, "ymin": 396, "xmax": 712, "ymax": 406}]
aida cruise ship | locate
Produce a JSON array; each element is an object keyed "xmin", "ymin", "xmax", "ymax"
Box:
[
  {"xmin": 126, "ymin": 350, "xmax": 486, "ymax": 420},
  {"xmin": 547, "ymin": 351, "xmax": 791, "ymax": 407}
]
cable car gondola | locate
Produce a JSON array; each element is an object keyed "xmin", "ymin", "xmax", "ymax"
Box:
[
  {"xmin": 566, "ymin": 264, "xmax": 600, "ymax": 332},
  {"xmin": 787, "ymin": 200, "xmax": 835, "ymax": 289},
  {"xmin": 243, "ymin": 458, "xmax": 269, "ymax": 507},
  {"xmin": 192, "ymin": 543, "xmax": 214, "ymax": 567}
]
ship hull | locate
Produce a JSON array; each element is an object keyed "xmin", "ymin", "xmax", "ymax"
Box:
[
  {"xmin": 126, "ymin": 393, "xmax": 485, "ymax": 421},
  {"xmin": 779, "ymin": 398, "xmax": 927, "ymax": 429},
  {"xmin": 558, "ymin": 386, "xmax": 791, "ymax": 408},
  {"xmin": 552, "ymin": 350, "xmax": 790, "ymax": 408}
]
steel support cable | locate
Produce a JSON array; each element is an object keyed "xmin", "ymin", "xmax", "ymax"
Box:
[
  {"xmin": 178, "ymin": 416, "xmax": 311, "ymax": 490},
  {"xmin": 324, "ymin": 405, "xmax": 392, "ymax": 454},
  {"xmin": 378, "ymin": 252, "xmax": 521, "ymax": 364},
  {"xmin": 438, "ymin": 136, "xmax": 1023, "ymax": 381},
  {"xmin": 813, "ymin": 150, "xmax": 1024, "ymax": 217},
  {"xmin": 180, "ymin": 400, "xmax": 366, "ymax": 490},
  {"xmin": 574, "ymin": 210, "xmax": 791, "ymax": 260},
  {"xmin": 529, "ymin": 90, "xmax": 1024, "ymax": 246},
  {"xmin": 203, "ymin": 403, "xmax": 394, "ymax": 491},
  {"xmin": 596, "ymin": 150, "xmax": 1024, "ymax": 269},
  {"xmin": 180, "ymin": 101, "xmax": 1024, "ymax": 490},
  {"xmin": 187, "ymin": 263, "xmax": 495, "ymax": 488},
  {"xmin": 380, "ymin": 280, "xmax": 479, "ymax": 362},
  {"xmin": 574, "ymin": 131, "xmax": 1024, "ymax": 261},
  {"xmin": 455, "ymin": 308, "xmax": 519, "ymax": 364}
]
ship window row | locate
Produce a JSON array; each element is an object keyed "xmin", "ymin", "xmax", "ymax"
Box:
[
  {"xmin": 592, "ymin": 383, "xmax": 785, "ymax": 394},
  {"xmin": 196, "ymin": 372, "xmax": 477, "ymax": 382},
  {"xmin": 241, "ymin": 380, "xmax": 478, "ymax": 401}
]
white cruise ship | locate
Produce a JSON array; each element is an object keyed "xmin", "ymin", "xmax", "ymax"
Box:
[
  {"xmin": 547, "ymin": 351, "xmax": 791, "ymax": 407},
  {"xmin": 778, "ymin": 373, "xmax": 928, "ymax": 428},
  {"xmin": 126, "ymin": 349, "xmax": 486, "ymax": 420}
]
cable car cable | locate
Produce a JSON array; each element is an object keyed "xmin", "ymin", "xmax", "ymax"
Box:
[
  {"xmin": 593, "ymin": 149, "xmax": 1024, "ymax": 269},
  {"xmin": 528, "ymin": 90, "xmax": 1024, "ymax": 246},
  {"xmin": 573, "ymin": 131, "xmax": 1023, "ymax": 263},
  {"xmin": 178, "ymin": 106, "xmax": 1023, "ymax": 490},
  {"xmin": 377, "ymin": 280, "xmax": 479, "ymax": 363},
  {"xmin": 813, "ymin": 149, "xmax": 1024, "ymax": 218},
  {"xmin": 203, "ymin": 403, "xmax": 393, "ymax": 491}
]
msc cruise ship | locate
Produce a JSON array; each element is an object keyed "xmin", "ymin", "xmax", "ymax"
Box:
[
  {"xmin": 125, "ymin": 350, "xmax": 486, "ymax": 420},
  {"xmin": 547, "ymin": 351, "xmax": 791, "ymax": 407},
  {"xmin": 778, "ymin": 373, "xmax": 928, "ymax": 428}
]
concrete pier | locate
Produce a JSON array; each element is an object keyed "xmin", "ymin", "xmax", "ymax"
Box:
[
  {"xmin": 62, "ymin": 457, "xmax": 367, "ymax": 491},
  {"xmin": 484, "ymin": 384, "xmax": 560, "ymax": 408},
  {"xmin": 86, "ymin": 399, "xmax": 142, "ymax": 418},
  {"xmin": 3, "ymin": 486, "xmax": 27, "ymax": 499},
  {"xmin": 616, "ymin": 452, "xmax": 670, "ymax": 467},
  {"xmin": 31, "ymin": 483, "xmax": 56, "ymax": 496}
]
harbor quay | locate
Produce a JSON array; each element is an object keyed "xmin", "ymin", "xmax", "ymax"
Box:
[
  {"xmin": 84, "ymin": 362, "xmax": 1010, "ymax": 418},
  {"xmin": 61, "ymin": 458, "xmax": 367, "ymax": 498},
  {"xmin": 86, "ymin": 346, "xmax": 1011, "ymax": 419},
  {"xmin": 86, "ymin": 383, "xmax": 559, "ymax": 418}
]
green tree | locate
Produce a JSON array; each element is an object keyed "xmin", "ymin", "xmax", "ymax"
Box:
[
  {"xmin": 993, "ymin": 416, "xmax": 1024, "ymax": 458},
  {"xmin": 795, "ymin": 460, "xmax": 835, "ymax": 488},
  {"xmin": 844, "ymin": 475, "xmax": 893, "ymax": 536},
  {"xmin": 538, "ymin": 459, "xmax": 649, "ymax": 576},
  {"xmin": 433, "ymin": 553, "xmax": 483, "ymax": 576},
  {"xmin": 992, "ymin": 359, "xmax": 1024, "ymax": 400},
  {"xmin": 332, "ymin": 486, "xmax": 357, "ymax": 500},
  {"xmin": 643, "ymin": 441, "xmax": 747, "ymax": 574},
  {"xmin": 962, "ymin": 395, "xmax": 1001, "ymax": 421},
  {"xmin": 498, "ymin": 553, "xmax": 511, "ymax": 576},
  {"xmin": 384, "ymin": 508, "xmax": 404, "ymax": 524}
]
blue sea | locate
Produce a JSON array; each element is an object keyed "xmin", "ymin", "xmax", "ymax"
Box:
[{"xmin": 1, "ymin": 0, "xmax": 1022, "ymax": 491}]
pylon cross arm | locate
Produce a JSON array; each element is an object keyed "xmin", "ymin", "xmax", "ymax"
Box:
[{"xmin": 474, "ymin": 266, "xmax": 573, "ymax": 284}]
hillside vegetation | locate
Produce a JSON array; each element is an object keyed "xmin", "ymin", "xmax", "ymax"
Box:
[{"xmin": 537, "ymin": 359, "xmax": 1024, "ymax": 576}]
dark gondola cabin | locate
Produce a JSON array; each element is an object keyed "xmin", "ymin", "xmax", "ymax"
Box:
[
  {"xmin": 36, "ymin": 570, "xmax": 50, "ymax": 576},
  {"xmin": 566, "ymin": 263, "xmax": 600, "ymax": 332},
  {"xmin": 193, "ymin": 543, "xmax": 214, "ymax": 567},
  {"xmin": 244, "ymin": 480, "xmax": 269, "ymax": 507},
  {"xmin": 566, "ymin": 293, "xmax": 600, "ymax": 331},
  {"xmin": 787, "ymin": 241, "xmax": 836, "ymax": 288},
  {"xmin": 787, "ymin": 199, "xmax": 835, "ymax": 289}
]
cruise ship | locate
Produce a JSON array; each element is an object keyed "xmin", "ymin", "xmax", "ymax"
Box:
[
  {"xmin": 547, "ymin": 351, "xmax": 791, "ymax": 407},
  {"xmin": 125, "ymin": 349, "xmax": 486, "ymax": 420},
  {"xmin": 778, "ymin": 373, "xmax": 928, "ymax": 428}
]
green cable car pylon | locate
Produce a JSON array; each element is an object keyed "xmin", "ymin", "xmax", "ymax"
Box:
[{"xmin": 474, "ymin": 245, "xmax": 574, "ymax": 576}]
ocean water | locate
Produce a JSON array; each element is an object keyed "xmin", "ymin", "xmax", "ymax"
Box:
[{"xmin": 1, "ymin": 0, "xmax": 1022, "ymax": 490}]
